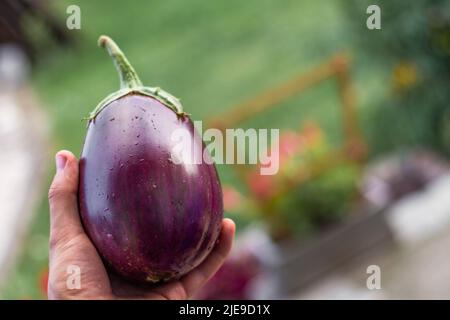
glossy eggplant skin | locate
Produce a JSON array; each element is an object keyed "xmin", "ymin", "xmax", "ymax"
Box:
[{"xmin": 78, "ymin": 94, "xmax": 223, "ymax": 284}]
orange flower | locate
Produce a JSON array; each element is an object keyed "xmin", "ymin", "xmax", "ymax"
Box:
[{"xmin": 300, "ymin": 121, "xmax": 323, "ymax": 148}]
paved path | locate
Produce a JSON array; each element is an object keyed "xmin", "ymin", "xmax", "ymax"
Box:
[
  {"xmin": 0, "ymin": 86, "xmax": 49, "ymax": 288},
  {"xmin": 294, "ymin": 173, "xmax": 450, "ymax": 299}
]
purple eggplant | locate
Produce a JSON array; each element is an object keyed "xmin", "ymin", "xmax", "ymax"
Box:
[{"xmin": 78, "ymin": 36, "xmax": 223, "ymax": 284}]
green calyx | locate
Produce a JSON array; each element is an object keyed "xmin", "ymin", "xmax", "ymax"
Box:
[{"xmin": 87, "ymin": 35, "xmax": 186, "ymax": 121}]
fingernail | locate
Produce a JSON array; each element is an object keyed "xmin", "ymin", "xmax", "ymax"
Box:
[{"xmin": 55, "ymin": 153, "xmax": 67, "ymax": 172}]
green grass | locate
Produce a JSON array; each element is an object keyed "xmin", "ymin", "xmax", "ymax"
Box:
[{"xmin": 0, "ymin": 0, "xmax": 384, "ymax": 299}]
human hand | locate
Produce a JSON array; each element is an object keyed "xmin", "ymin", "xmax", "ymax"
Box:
[{"xmin": 47, "ymin": 150, "xmax": 235, "ymax": 300}]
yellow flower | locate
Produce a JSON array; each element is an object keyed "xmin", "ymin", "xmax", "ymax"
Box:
[{"xmin": 392, "ymin": 61, "xmax": 418, "ymax": 91}]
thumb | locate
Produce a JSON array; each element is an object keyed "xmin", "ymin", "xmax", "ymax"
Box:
[{"xmin": 48, "ymin": 150, "xmax": 83, "ymax": 251}]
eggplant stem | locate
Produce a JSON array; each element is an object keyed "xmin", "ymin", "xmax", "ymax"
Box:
[
  {"xmin": 98, "ymin": 35, "xmax": 143, "ymax": 89},
  {"xmin": 90, "ymin": 35, "xmax": 186, "ymax": 121}
]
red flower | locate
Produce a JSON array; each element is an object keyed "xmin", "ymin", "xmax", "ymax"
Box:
[
  {"xmin": 246, "ymin": 130, "xmax": 302, "ymax": 199},
  {"xmin": 38, "ymin": 267, "xmax": 49, "ymax": 298},
  {"xmin": 223, "ymin": 185, "xmax": 243, "ymax": 212}
]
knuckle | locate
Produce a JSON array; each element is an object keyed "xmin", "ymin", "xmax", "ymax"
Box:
[
  {"xmin": 48, "ymin": 232, "xmax": 63, "ymax": 252},
  {"xmin": 65, "ymin": 169, "xmax": 79, "ymax": 186},
  {"xmin": 48, "ymin": 173, "xmax": 78, "ymax": 203},
  {"xmin": 48, "ymin": 184, "xmax": 64, "ymax": 201},
  {"xmin": 49, "ymin": 228, "xmax": 80, "ymax": 253},
  {"xmin": 48, "ymin": 184, "xmax": 74, "ymax": 202}
]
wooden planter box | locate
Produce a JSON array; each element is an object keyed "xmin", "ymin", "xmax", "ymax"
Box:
[{"xmin": 265, "ymin": 208, "xmax": 395, "ymax": 296}]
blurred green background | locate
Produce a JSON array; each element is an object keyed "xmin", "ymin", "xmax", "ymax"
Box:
[{"xmin": 1, "ymin": 0, "xmax": 449, "ymax": 298}]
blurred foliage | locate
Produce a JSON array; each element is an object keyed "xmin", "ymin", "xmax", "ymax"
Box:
[
  {"xmin": 241, "ymin": 124, "xmax": 360, "ymax": 240},
  {"xmin": 343, "ymin": 0, "xmax": 450, "ymax": 156},
  {"xmin": 275, "ymin": 162, "xmax": 359, "ymax": 238}
]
